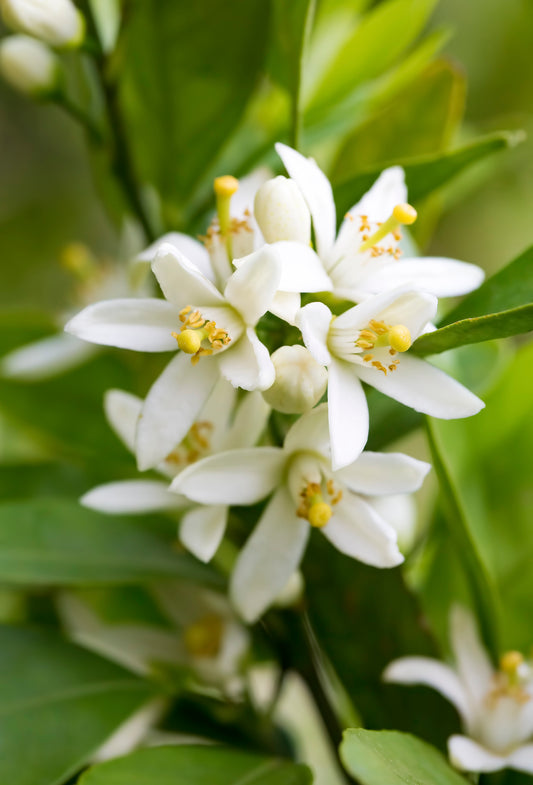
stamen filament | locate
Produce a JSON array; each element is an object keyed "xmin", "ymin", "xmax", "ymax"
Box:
[
  {"xmin": 214, "ymin": 175, "xmax": 239, "ymax": 261},
  {"xmin": 357, "ymin": 203, "xmax": 417, "ymax": 253}
]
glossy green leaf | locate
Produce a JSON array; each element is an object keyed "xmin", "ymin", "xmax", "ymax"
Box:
[
  {"xmin": 333, "ymin": 131, "xmax": 523, "ymax": 219},
  {"xmin": 340, "ymin": 729, "xmax": 468, "ymax": 785},
  {"xmin": 0, "ymin": 626, "xmax": 156, "ymax": 785},
  {"xmin": 413, "ymin": 244, "xmax": 533, "ymax": 355},
  {"xmin": 0, "ymin": 498, "xmax": 217, "ymax": 586},
  {"xmin": 425, "ymin": 418, "xmax": 500, "ymax": 659},
  {"xmin": 120, "ymin": 0, "xmax": 270, "ymax": 214},
  {"xmin": 78, "ymin": 745, "xmax": 312, "ymax": 785},
  {"xmin": 308, "ymin": 0, "xmax": 438, "ymax": 112}
]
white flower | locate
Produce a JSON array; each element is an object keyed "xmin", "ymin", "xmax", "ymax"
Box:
[
  {"xmin": 0, "ymin": 35, "xmax": 59, "ymax": 95},
  {"xmin": 66, "ymin": 243, "xmax": 283, "ymax": 469},
  {"xmin": 297, "ymin": 285, "xmax": 484, "ymax": 469},
  {"xmin": 384, "ymin": 606, "xmax": 533, "ymax": 775},
  {"xmin": 173, "ymin": 404, "xmax": 430, "ymax": 622},
  {"xmin": 272, "ymin": 143, "xmax": 484, "ymax": 302},
  {"xmin": 81, "ymin": 381, "xmax": 269, "ymax": 563},
  {"xmin": 262, "ymin": 344, "xmax": 328, "ymax": 414},
  {"xmin": 1, "ymin": 0, "xmax": 85, "ymax": 48}
]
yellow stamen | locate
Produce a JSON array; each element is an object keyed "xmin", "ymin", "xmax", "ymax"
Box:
[
  {"xmin": 500, "ymin": 651, "xmax": 524, "ymax": 676},
  {"xmin": 214, "ymin": 175, "xmax": 239, "ymax": 262},
  {"xmin": 358, "ymin": 203, "xmax": 417, "ymax": 253},
  {"xmin": 60, "ymin": 242, "xmax": 96, "ymax": 280},
  {"xmin": 175, "ymin": 328, "xmax": 203, "ymax": 355},
  {"xmin": 388, "ymin": 325, "xmax": 412, "ymax": 352},
  {"xmin": 174, "ymin": 305, "xmax": 231, "ymax": 364},
  {"xmin": 308, "ymin": 502, "xmax": 332, "ymax": 528},
  {"xmin": 356, "ymin": 322, "xmax": 412, "ymax": 357},
  {"xmin": 183, "ymin": 613, "xmax": 224, "ymax": 658},
  {"xmin": 214, "ymin": 175, "xmax": 239, "ymax": 199}
]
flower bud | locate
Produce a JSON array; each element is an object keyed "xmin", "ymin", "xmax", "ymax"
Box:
[
  {"xmin": 263, "ymin": 345, "xmax": 327, "ymax": 414},
  {"xmin": 254, "ymin": 176, "xmax": 311, "ymax": 244},
  {"xmin": 0, "ymin": 35, "xmax": 59, "ymax": 96},
  {"xmin": 1, "ymin": 0, "xmax": 85, "ymax": 48}
]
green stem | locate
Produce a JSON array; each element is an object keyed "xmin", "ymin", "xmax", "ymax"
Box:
[{"xmin": 54, "ymin": 92, "xmax": 103, "ymax": 144}]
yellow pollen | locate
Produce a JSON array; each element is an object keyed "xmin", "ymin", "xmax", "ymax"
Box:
[
  {"xmin": 176, "ymin": 329, "xmax": 202, "ymax": 355},
  {"xmin": 357, "ymin": 202, "xmax": 417, "ymax": 253},
  {"xmin": 214, "ymin": 175, "xmax": 239, "ymax": 198},
  {"xmin": 308, "ymin": 502, "xmax": 332, "ymax": 528},
  {"xmin": 392, "ymin": 203, "xmax": 417, "ymax": 225},
  {"xmin": 183, "ymin": 613, "xmax": 224, "ymax": 659},
  {"xmin": 500, "ymin": 651, "xmax": 524, "ymax": 675},
  {"xmin": 388, "ymin": 324, "xmax": 412, "ymax": 352},
  {"xmin": 60, "ymin": 242, "xmax": 96, "ymax": 280}
]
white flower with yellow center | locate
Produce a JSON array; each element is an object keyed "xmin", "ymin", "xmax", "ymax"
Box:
[
  {"xmin": 297, "ymin": 285, "xmax": 484, "ymax": 469},
  {"xmin": 173, "ymin": 404, "xmax": 430, "ymax": 623},
  {"xmin": 81, "ymin": 380, "xmax": 269, "ymax": 563},
  {"xmin": 268, "ymin": 143, "xmax": 484, "ymax": 303},
  {"xmin": 384, "ymin": 606, "xmax": 533, "ymax": 775},
  {"xmin": 66, "ymin": 242, "xmax": 282, "ymax": 470}
]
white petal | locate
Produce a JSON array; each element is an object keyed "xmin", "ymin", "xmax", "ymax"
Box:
[
  {"xmin": 136, "ymin": 352, "xmax": 219, "ymax": 471},
  {"xmin": 508, "ymin": 744, "xmax": 533, "ymax": 774},
  {"xmin": 230, "ymin": 486, "xmax": 310, "ymax": 622},
  {"xmin": 0, "ymin": 333, "xmax": 98, "ymax": 380},
  {"xmin": 217, "ymin": 328, "xmax": 275, "ymax": 391},
  {"xmin": 275, "ymin": 143, "xmax": 336, "ymax": 259},
  {"xmin": 224, "ymin": 246, "xmax": 281, "ymax": 326},
  {"xmin": 350, "ymin": 167, "xmax": 407, "ymax": 223},
  {"xmin": 81, "ymin": 480, "xmax": 179, "ymax": 514},
  {"xmin": 269, "ymin": 291, "xmax": 301, "ymax": 324},
  {"xmin": 448, "ymin": 736, "xmax": 507, "ymax": 773},
  {"xmin": 232, "ymin": 166, "xmax": 271, "ymax": 217},
  {"xmin": 378, "ymin": 290, "xmax": 438, "ymax": 339},
  {"xmin": 322, "ymin": 495, "xmax": 403, "ymax": 567},
  {"xmin": 222, "ymin": 392, "xmax": 270, "ymax": 450},
  {"xmin": 270, "ymin": 242, "xmax": 332, "ymax": 292},
  {"xmin": 137, "ymin": 232, "xmax": 215, "ymax": 283},
  {"xmin": 104, "ymin": 389, "xmax": 142, "ymax": 454},
  {"xmin": 179, "ymin": 504, "xmax": 228, "ymax": 563},
  {"xmin": 199, "ymin": 378, "xmax": 237, "ymax": 451},
  {"xmin": 297, "ymin": 301, "xmax": 332, "ymax": 366},
  {"xmin": 336, "ymin": 452, "xmax": 430, "ymax": 496},
  {"xmin": 364, "ymin": 257, "xmax": 485, "ymax": 298},
  {"xmin": 172, "ymin": 447, "xmax": 285, "ymax": 505},
  {"xmin": 284, "ymin": 402, "xmax": 330, "ymax": 457},
  {"xmin": 65, "ymin": 299, "xmax": 179, "ymax": 352},
  {"xmin": 328, "ymin": 359, "xmax": 369, "ymax": 470},
  {"xmin": 383, "ymin": 658, "xmax": 470, "ymax": 724},
  {"xmin": 356, "ymin": 354, "xmax": 484, "ymax": 419},
  {"xmin": 450, "ymin": 605, "xmax": 494, "ymax": 705},
  {"xmin": 152, "ymin": 244, "xmax": 224, "ymax": 308}
]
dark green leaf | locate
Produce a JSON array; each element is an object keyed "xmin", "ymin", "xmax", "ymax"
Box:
[
  {"xmin": 78, "ymin": 745, "xmax": 312, "ymax": 785},
  {"xmin": 413, "ymin": 244, "xmax": 533, "ymax": 355},
  {"xmin": 0, "ymin": 626, "xmax": 156, "ymax": 785},
  {"xmin": 333, "ymin": 131, "xmax": 523, "ymax": 219},
  {"xmin": 0, "ymin": 498, "xmax": 218, "ymax": 586},
  {"xmin": 340, "ymin": 729, "xmax": 468, "ymax": 785}
]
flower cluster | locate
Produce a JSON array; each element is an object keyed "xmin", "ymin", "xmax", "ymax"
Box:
[{"xmin": 67, "ymin": 144, "xmax": 484, "ymax": 625}]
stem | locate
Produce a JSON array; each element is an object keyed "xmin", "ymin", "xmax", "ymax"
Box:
[{"xmin": 54, "ymin": 93, "xmax": 103, "ymax": 144}]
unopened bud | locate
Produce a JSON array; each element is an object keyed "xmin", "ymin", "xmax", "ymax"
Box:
[
  {"xmin": 1, "ymin": 0, "xmax": 85, "ymax": 48},
  {"xmin": 254, "ymin": 176, "xmax": 311, "ymax": 244},
  {"xmin": 262, "ymin": 345, "xmax": 327, "ymax": 414},
  {"xmin": 0, "ymin": 35, "xmax": 59, "ymax": 96}
]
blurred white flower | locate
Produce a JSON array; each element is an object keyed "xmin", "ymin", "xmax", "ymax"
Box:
[
  {"xmin": 272, "ymin": 143, "xmax": 484, "ymax": 303},
  {"xmin": 0, "ymin": 34, "xmax": 59, "ymax": 95},
  {"xmin": 298, "ymin": 285, "xmax": 484, "ymax": 469},
  {"xmin": 384, "ymin": 606, "xmax": 533, "ymax": 775},
  {"xmin": 262, "ymin": 344, "xmax": 328, "ymax": 414},
  {"xmin": 173, "ymin": 404, "xmax": 430, "ymax": 622},
  {"xmin": 81, "ymin": 381, "xmax": 269, "ymax": 563},
  {"xmin": 1, "ymin": 0, "xmax": 85, "ymax": 48}
]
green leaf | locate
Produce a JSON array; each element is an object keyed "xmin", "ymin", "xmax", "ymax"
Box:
[
  {"xmin": 413, "ymin": 245, "xmax": 533, "ymax": 355},
  {"xmin": 121, "ymin": 0, "xmax": 270, "ymax": 215},
  {"xmin": 333, "ymin": 131, "xmax": 523, "ymax": 219},
  {"xmin": 307, "ymin": 0, "xmax": 439, "ymax": 112},
  {"xmin": 425, "ymin": 418, "xmax": 501, "ymax": 659},
  {"xmin": 0, "ymin": 498, "xmax": 218, "ymax": 586},
  {"xmin": 340, "ymin": 729, "xmax": 468, "ymax": 785},
  {"xmin": 78, "ymin": 745, "xmax": 313, "ymax": 785},
  {"xmin": 0, "ymin": 626, "xmax": 156, "ymax": 785}
]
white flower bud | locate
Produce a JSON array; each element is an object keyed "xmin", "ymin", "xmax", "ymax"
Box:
[
  {"xmin": 0, "ymin": 35, "xmax": 59, "ymax": 96},
  {"xmin": 254, "ymin": 176, "xmax": 311, "ymax": 244},
  {"xmin": 1, "ymin": 0, "xmax": 85, "ymax": 48},
  {"xmin": 263, "ymin": 345, "xmax": 327, "ymax": 414}
]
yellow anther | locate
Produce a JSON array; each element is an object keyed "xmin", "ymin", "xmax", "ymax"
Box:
[
  {"xmin": 183, "ymin": 614, "xmax": 224, "ymax": 659},
  {"xmin": 388, "ymin": 324, "xmax": 412, "ymax": 352},
  {"xmin": 176, "ymin": 329, "xmax": 202, "ymax": 355},
  {"xmin": 392, "ymin": 203, "xmax": 417, "ymax": 225},
  {"xmin": 308, "ymin": 502, "xmax": 332, "ymax": 528},
  {"xmin": 214, "ymin": 175, "xmax": 239, "ymax": 198},
  {"xmin": 60, "ymin": 242, "xmax": 96, "ymax": 279},
  {"xmin": 500, "ymin": 651, "xmax": 524, "ymax": 675}
]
